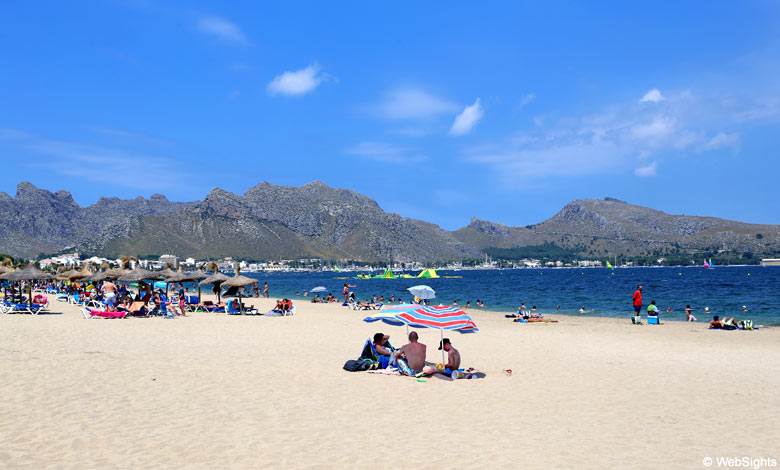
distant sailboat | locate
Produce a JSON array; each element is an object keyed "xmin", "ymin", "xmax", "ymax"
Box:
[
  {"xmin": 703, "ymin": 259, "xmax": 714, "ymax": 269},
  {"xmin": 606, "ymin": 261, "xmax": 614, "ymax": 269}
]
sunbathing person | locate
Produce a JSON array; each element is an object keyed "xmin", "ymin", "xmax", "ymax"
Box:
[
  {"xmin": 393, "ymin": 331, "xmax": 427, "ymax": 376},
  {"xmin": 709, "ymin": 315, "xmax": 737, "ymax": 330},
  {"xmin": 129, "ymin": 301, "xmax": 147, "ymax": 316}
]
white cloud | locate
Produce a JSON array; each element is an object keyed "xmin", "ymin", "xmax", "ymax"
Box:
[
  {"xmin": 267, "ymin": 64, "xmax": 328, "ymax": 96},
  {"xmin": 450, "ymin": 98, "xmax": 484, "ymax": 136},
  {"xmin": 366, "ymin": 88, "xmax": 458, "ymax": 120},
  {"xmin": 196, "ymin": 16, "xmax": 247, "ymax": 45},
  {"xmin": 461, "ymin": 89, "xmax": 748, "ymax": 182},
  {"xmin": 344, "ymin": 141, "xmax": 427, "ymax": 165},
  {"xmin": 0, "ymin": 128, "xmax": 191, "ymax": 191},
  {"xmin": 517, "ymin": 93, "xmax": 536, "ymax": 109},
  {"xmin": 699, "ymin": 132, "xmax": 740, "ymax": 152},
  {"xmin": 630, "ymin": 116, "xmax": 676, "ymax": 140},
  {"xmin": 634, "ymin": 161, "xmax": 658, "ymax": 177},
  {"xmin": 640, "ymin": 88, "xmax": 665, "ymax": 103}
]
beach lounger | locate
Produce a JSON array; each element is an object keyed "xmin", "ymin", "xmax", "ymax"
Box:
[
  {"xmin": 226, "ymin": 300, "xmax": 258, "ymax": 315},
  {"xmin": 80, "ymin": 307, "xmax": 127, "ymax": 319},
  {"xmin": 1, "ymin": 299, "xmax": 47, "ymax": 315}
]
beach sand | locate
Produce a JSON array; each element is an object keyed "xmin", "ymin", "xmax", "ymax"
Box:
[{"xmin": 1, "ymin": 295, "xmax": 778, "ymax": 469}]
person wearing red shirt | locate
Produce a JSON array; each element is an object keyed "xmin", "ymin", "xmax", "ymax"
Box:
[{"xmin": 632, "ymin": 285, "xmax": 643, "ymax": 324}]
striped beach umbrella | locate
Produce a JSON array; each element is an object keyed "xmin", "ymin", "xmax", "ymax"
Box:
[
  {"xmin": 397, "ymin": 305, "xmax": 478, "ymax": 333},
  {"xmin": 367, "ymin": 304, "xmax": 478, "ymax": 364}
]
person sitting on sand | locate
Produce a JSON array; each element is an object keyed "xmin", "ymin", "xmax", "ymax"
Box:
[
  {"xmin": 686, "ymin": 305, "xmax": 697, "ymax": 322},
  {"xmin": 393, "ymin": 331, "xmax": 427, "ymax": 376},
  {"xmin": 373, "ymin": 333, "xmax": 392, "ymax": 357},
  {"xmin": 422, "ymin": 338, "xmax": 461, "ymax": 377},
  {"xmin": 647, "ymin": 300, "xmax": 659, "ymax": 317}
]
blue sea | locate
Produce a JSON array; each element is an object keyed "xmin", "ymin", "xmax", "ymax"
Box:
[{"xmin": 234, "ymin": 266, "xmax": 780, "ymax": 326}]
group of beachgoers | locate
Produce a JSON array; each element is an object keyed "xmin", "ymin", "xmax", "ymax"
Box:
[
  {"xmin": 368, "ymin": 331, "xmax": 468, "ymax": 378},
  {"xmin": 631, "ymin": 284, "xmax": 752, "ymax": 328}
]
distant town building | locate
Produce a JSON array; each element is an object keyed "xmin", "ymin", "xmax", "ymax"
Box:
[{"xmin": 159, "ymin": 254, "xmax": 178, "ymax": 267}]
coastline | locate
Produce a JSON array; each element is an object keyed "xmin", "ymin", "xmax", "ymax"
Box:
[{"xmin": 1, "ymin": 294, "xmax": 778, "ymax": 469}]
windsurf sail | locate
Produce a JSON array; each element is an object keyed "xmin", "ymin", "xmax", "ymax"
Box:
[
  {"xmin": 703, "ymin": 259, "xmax": 711, "ymax": 269},
  {"xmin": 606, "ymin": 261, "xmax": 614, "ymax": 269}
]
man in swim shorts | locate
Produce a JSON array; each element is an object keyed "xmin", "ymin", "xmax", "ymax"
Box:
[
  {"xmin": 393, "ymin": 331, "xmax": 426, "ymax": 376},
  {"xmin": 101, "ymin": 280, "xmax": 117, "ymax": 308},
  {"xmin": 423, "ymin": 338, "xmax": 461, "ymax": 376}
]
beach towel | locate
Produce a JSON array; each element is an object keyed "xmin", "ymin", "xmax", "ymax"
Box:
[{"xmin": 87, "ymin": 309, "xmax": 127, "ymax": 319}]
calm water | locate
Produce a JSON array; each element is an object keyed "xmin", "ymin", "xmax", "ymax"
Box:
[{"xmin": 231, "ymin": 266, "xmax": 780, "ymax": 326}]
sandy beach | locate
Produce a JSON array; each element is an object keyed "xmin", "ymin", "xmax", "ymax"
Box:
[{"xmin": 1, "ymin": 295, "xmax": 778, "ymax": 469}]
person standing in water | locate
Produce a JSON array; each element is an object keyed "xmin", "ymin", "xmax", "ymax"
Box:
[{"xmin": 686, "ymin": 305, "xmax": 697, "ymax": 322}]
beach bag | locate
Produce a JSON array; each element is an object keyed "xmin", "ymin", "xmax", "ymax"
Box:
[
  {"xmin": 741, "ymin": 319, "xmax": 753, "ymax": 330},
  {"xmin": 343, "ymin": 359, "xmax": 378, "ymax": 372}
]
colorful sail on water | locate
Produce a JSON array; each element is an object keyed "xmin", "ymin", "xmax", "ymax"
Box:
[
  {"xmin": 606, "ymin": 261, "xmax": 614, "ymax": 269},
  {"xmin": 703, "ymin": 259, "xmax": 711, "ymax": 269}
]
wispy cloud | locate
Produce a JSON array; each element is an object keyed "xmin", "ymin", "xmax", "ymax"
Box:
[
  {"xmin": 89, "ymin": 126, "xmax": 168, "ymax": 145},
  {"xmin": 634, "ymin": 161, "xmax": 658, "ymax": 177},
  {"xmin": 0, "ymin": 128, "xmax": 191, "ymax": 191},
  {"xmin": 267, "ymin": 64, "xmax": 331, "ymax": 96},
  {"xmin": 344, "ymin": 141, "xmax": 427, "ymax": 165},
  {"xmin": 699, "ymin": 132, "xmax": 740, "ymax": 152},
  {"xmin": 517, "ymin": 93, "xmax": 536, "ymax": 109},
  {"xmin": 450, "ymin": 98, "xmax": 484, "ymax": 136},
  {"xmin": 365, "ymin": 88, "xmax": 458, "ymax": 120},
  {"xmin": 640, "ymin": 88, "xmax": 665, "ymax": 103},
  {"xmin": 462, "ymin": 89, "xmax": 747, "ymax": 181},
  {"xmin": 195, "ymin": 16, "xmax": 248, "ymax": 45}
]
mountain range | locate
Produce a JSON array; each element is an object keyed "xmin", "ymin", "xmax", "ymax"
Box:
[{"xmin": 1, "ymin": 181, "xmax": 778, "ymax": 261}]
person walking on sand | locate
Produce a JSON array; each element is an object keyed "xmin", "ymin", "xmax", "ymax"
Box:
[
  {"xmin": 101, "ymin": 279, "xmax": 117, "ymax": 309},
  {"xmin": 263, "ymin": 282, "xmax": 269, "ymax": 298},
  {"xmin": 342, "ymin": 283, "xmax": 349, "ymax": 303},
  {"xmin": 632, "ymin": 285, "xmax": 643, "ymax": 324}
]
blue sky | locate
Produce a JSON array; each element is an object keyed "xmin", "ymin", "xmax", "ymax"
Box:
[{"xmin": 2, "ymin": 1, "xmax": 779, "ymax": 229}]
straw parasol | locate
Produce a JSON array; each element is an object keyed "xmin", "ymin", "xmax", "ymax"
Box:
[
  {"xmin": 56, "ymin": 266, "xmax": 80, "ymax": 281},
  {"xmin": 186, "ymin": 264, "xmax": 209, "ymax": 303},
  {"xmin": 0, "ymin": 259, "xmax": 12, "ymax": 275},
  {"xmin": 104, "ymin": 255, "xmax": 131, "ymax": 279},
  {"xmin": 158, "ymin": 263, "xmax": 177, "ymax": 279},
  {"xmin": 1, "ymin": 264, "xmax": 54, "ymax": 305},
  {"xmin": 68, "ymin": 264, "xmax": 93, "ymax": 282},
  {"xmin": 117, "ymin": 268, "xmax": 163, "ymax": 283},
  {"xmin": 220, "ymin": 264, "xmax": 258, "ymax": 313},
  {"xmin": 198, "ymin": 262, "xmax": 229, "ymax": 303},
  {"xmin": 0, "ymin": 260, "xmax": 16, "ymax": 299},
  {"xmin": 84, "ymin": 271, "xmax": 107, "ymax": 283}
]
